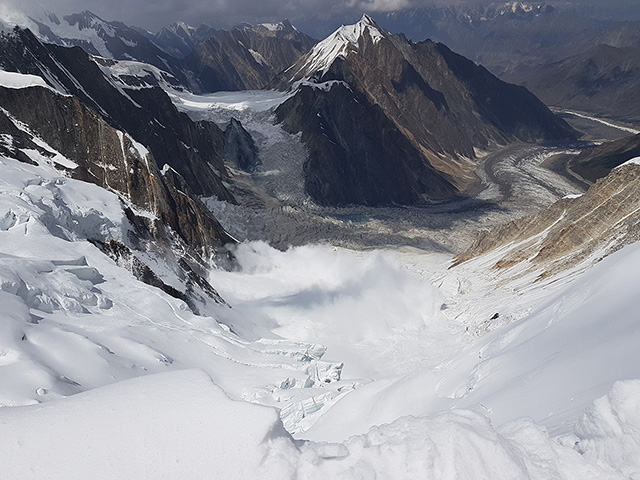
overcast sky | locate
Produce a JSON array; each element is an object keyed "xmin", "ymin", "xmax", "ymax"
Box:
[{"xmin": 2, "ymin": 0, "xmax": 635, "ymax": 32}]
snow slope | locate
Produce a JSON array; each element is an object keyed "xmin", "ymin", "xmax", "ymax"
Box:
[
  {"xmin": 0, "ymin": 368, "xmax": 637, "ymax": 479},
  {"xmin": 284, "ymin": 14, "xmax": 385, "ymax": 79},
  {"xmin": 0, "ymin": 111, "xmax": 344, "ymax": 412}
]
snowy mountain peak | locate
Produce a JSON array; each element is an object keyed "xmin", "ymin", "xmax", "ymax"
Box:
[
  {"xmin": 169, "ymin": 21, "xmax": 197, "ymax": 35},
  {"xmin": 59, "ymin": 10, "xmax": 120, "ymax": 37},
  {"xmin": 359, "ymin": 13, "xmax": 378, "ymax": 27},
  {"xmin": 256, "ymin": 20, "xmax": 293, "ymax": 32},
  {"xmin": 286, "ymin": 14, "xmax": 386, "ymax": 79},
  {"xmin": 336, "ymin": 14, "xmax": 384, "ymax": 46}
]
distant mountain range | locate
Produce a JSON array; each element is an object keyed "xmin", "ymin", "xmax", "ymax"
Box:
[
  {"xmin": 6, "ymin": 3, "xmax": 639, "ymax": 122},
  {"xmin": 294, "ymin": 2, "xmax": 640, "ymax": 74},
  {"xmin": 182, "ymin": 20, "xmax": 316, "ymax": 91},
  {"xmin": 292, "ymin": 2, "xmax": 640, "ymax": 122},
  {"xmin": 504, "ymin": 44, "xmax": 640, "ymax": 122},
  {"xmin": 4, "ymin": 10, "xmax": 316, "ymax": 93}
]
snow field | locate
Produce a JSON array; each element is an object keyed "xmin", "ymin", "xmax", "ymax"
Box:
[
  {"xmin": 3, "ymin": 142, "xmax": 639, "ymax": 477},
  {"xmin": 0, "ymin": 368, "xmax": 637, "ymax": 479}
]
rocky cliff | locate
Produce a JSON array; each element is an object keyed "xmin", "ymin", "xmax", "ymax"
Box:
[
  {"xmin": 0, "ymin": 84, "xmax": 234, "ymax": 255},
  {"xmin": 0, "ymin": 27, "xmax": 234, "ymax": 202},
  {"xmin": 456, "ymin": 159, "xmax": 640, "ymax": 278},
  {"xmin": 224, "ymin": 118, "xmax": 261, "ymax": 173},
  {"xmin": 276, "ymin": 80, "xmax": 458, "ymax": 206}
]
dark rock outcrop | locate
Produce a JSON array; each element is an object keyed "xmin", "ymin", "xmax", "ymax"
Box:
[
  {"xmin": 224, "ymin": 118, "xmax": 261, "ymax": 172},
  {"xmin": 569, "ymin": 133, "xmax": 640, "ymax": 183},
  {"xmin": 94, "ymin": 240, "xmax": 227, "ymax": 314}
]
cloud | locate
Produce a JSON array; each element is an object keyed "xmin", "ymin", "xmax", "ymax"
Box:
[
  {"xmin": 3, "ymin": 0, "xmax": 630, "ymax": 33},
  {"xmin": 5, "ymin": 0, "xmax": 418, "ymax": 30},
  {"xmin": 349, "ymin": 0, "xmax": 414, "ymax": 12}
]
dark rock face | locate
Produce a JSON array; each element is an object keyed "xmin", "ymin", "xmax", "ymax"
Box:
[
  {"xmin": 184, "ymin": 21, "xmax": 316, "ymax": 91},
  {"xmin": 148, "ymin": 22, "xmax": 218, "ymax": 59},
  {"xmin": 276, "ymin": 16, "xmax": 577, "ymax": 206},
  {"xmin": 570, "ymin": 134, "xmax": 640, "ymax": 183},
  {"xmin": 0, "ymin": 27, "xmax": 234, "ymax": 202},
  {"xmin": 224, "ymin": 118, "xmax": 261, "ymax": 172},
  {"xmin": 276, "ymin": 82, "xmax": 457, "ymax": 206},
  {"xmin": 0, "ymin": 85, "xmax": 235, "ymax": 256},
  {"xmin": 433, "ymin": 43, "xmax": 578, "ymax": 143}
]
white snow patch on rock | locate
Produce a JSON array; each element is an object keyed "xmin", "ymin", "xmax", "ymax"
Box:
[{"xmin": 0, "ymin": 70, "xmax": 49, "ymax": 89}]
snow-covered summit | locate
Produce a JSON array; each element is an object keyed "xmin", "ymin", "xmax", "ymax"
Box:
[
  {"xmin": 286, "ymin": 14, "xmax": 386, "ymax": 79},
  {"xmin": 336, "ymin": 14, "xmax": 384, "ymax": 45}
]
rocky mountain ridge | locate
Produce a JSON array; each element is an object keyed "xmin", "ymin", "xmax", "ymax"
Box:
[
  {"xmin": 0, "ymin": 27, "xmax": 234, "ymax": 200},
  {"xmin": 456, "ymin": 158, "xmax": 640, "ymax": 279},
  {"xmin": 24, "ymin": 10, "xmax": 190, "ymax": 86},
  {"xmin": 275, "ymin": 15, "xmax": 577, "ymax": 206},
  {"xmin": 183, "ymin": 20, "xmax": 316, "ymax": 91},
  {"xmin": 569, "ymin": 133, "xmax": 640, "ymax": 183},
  {"xmin": 148, "ymin": 22, "xmax": 218, "ymax": 58},
  {"xmin": 4, "ymin": 10, "xmax": 316, "ymax": 94},
  {"xmin": 504, "ymin": 44, "xmax": 640, "ymax": 123}
]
